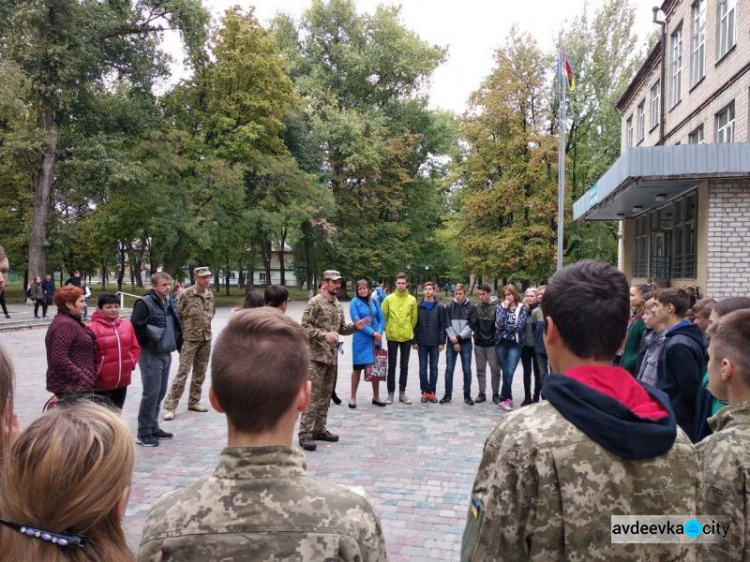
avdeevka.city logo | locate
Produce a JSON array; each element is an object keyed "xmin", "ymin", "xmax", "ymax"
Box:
[{"xmin": 610, "ymin": 515, "xmax": 729, "ymax": 544}]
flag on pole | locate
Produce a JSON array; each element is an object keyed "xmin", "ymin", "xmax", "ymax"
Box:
[{"xmin": 559, "ymin": 53, "xmax": 575, "ymax": 91}]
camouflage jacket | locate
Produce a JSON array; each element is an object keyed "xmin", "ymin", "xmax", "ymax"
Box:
[
  {"xmin": 302, "ymin": 294, "xmax": 355, "ymax": 364},
  {"xmin": 176, "ymin": 285, "xmax": 215, "ymax": 341},
  {"xmin": 697, "ymin": 400, "xmax": 750, "ymax": 561},
  {"xmin": 461, "ymin": 401, "xmax": 700, "ymax": 561},
  {"xmin": 138, "ymin": 446, "xmax": 388, "ymax": 562}
]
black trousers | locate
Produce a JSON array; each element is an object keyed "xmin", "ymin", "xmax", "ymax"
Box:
[
  {"xmin": 387, "ymin": 340, "xmax": 411, "ymax": 394},
  {"xmin": 0, "ymin": 291, "xmax": 8, "ymax": 316},
  {"xmin": 34, "ymin": 298, "xmax": 48, "ymax": 318},
  {"xmin": 521, "ymin": 346, "xmax": 541, "ymax": 401},
  {"xmin": 94, "ymin": 387, "xmax": 128, "ymax": 410}
]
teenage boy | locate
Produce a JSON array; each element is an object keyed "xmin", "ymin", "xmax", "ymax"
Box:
[
  {"xmin": 442, "ymin": 284, "xmax": 476, "ymax": 405},
  {"xmin": 381, "ymin": 273, "xmax": 418, "ymax": 405},
  {"xmin": 530, "ymin": 285, "xmax": 549, "ymax": 386},
  {"xmin": 654, "ymin": 287, "xmax": 707, "ymax": 441},
  {"xmin": 472, "ymin": 284, "xmax": 499, "ymax": 404},
  {"xmin": 413, "ymin": 281, "xmax": 445, "ymax": 403},
  {"xmin": 461, "ymin": 260, "xmax": 699, "ymax": 561},
  {"xmin": 139, "ymin": 308, "xmax": 387, "ymax": 561},
  {"xmin": 697, "ymin": 309, "xmax": 750, "ymax": 561},
  {"xmin": 264, "ymin": 284, "xmax": 289, "ymax": 312}
]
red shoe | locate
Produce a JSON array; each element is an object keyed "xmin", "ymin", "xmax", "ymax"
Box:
[
  {"xmin": 429, "ymin": 392, "xmax": 438, "ymax": 403},
  {"xmin": 420, "ymin": 392, "xmax": 428, "ymax": 403}
]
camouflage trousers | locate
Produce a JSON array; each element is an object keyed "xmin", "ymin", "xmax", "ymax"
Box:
[
  {"xmin": 298, "ymin": 360, "xmax": 337, "ymax": 439},
  {"xmin": 164, "ymin": 339, "xmax": 212, "ymax": 411}
]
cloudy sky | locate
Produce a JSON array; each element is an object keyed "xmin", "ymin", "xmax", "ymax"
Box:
[{"xmin": 162, "ymin": 0, "xmax": 656, "ymax": 114}]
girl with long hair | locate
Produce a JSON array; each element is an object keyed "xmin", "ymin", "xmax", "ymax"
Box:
[
  {"xmin": 495, "ymin": 284, "xmax": 527, "ymax": 412},
  {"xmin": 0, "ymin": 344, "xmax": 19, "ymax": 463},
  {"xmin": 349, "ymin": 279, "xmax": 386, "ymax": 407}
]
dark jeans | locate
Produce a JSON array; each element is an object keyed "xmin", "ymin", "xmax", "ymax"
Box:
[
  {"xmin": 536, "ymin": 353, "xmax": 550, "ymax": 399},
  {"xmin": 387, "ymin": 340, "xmax": 411, "ymax": 394},
  {"xmin": 496, "ymin": 341, "xmax": 522, "ymax": 401},
  {"xmin": 445, "ymin": 340, "xmax": 473, "ymax": 397},
  {"xmin": 0, "ymin": 291, "xmax": 8, "ymax": 316},
  {"xmin": 417, "ymin": 344, "xmax": 440, "ymax": 393},
  {"xmin": 94, "ymin": 387, "xmax": 128, "ymax": 410},
  {"xmin": 137, "ymin": 348, "xmax": 171, "ymax": 438},
  {"xmin": 521, "ymin": 345, "xmax": 541, "ymax": 401},
  {"xmin": 34, "ymin": 298, "xmax": 48, "ymax": 318}
]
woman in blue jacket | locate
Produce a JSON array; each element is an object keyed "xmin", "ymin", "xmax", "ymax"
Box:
[{"xmin": 349, "ymin": 279, "xmax": 386, "ymax": 408}]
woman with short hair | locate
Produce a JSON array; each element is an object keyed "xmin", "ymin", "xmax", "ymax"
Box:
[{"xmin": 349, "ymin": 280, "xmax": 386, "ymax": 408}]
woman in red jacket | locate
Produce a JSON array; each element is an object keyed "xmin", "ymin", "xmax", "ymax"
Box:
[{"xmin": 88, "ymin": 294, "xmax": 140, "ymax": 410}]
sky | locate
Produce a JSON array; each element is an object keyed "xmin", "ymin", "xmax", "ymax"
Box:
[{"xmin": 161, "ymin": 0, "xmax": 657, "ymax": 114}]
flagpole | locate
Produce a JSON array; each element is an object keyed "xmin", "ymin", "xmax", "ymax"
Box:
[{"xmin": 557, "ymin": 53, "xmax": 566, "ymax": 271}]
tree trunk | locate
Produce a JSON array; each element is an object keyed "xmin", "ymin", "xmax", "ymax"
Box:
[
  {"xmin": 164, "ymin": 238, "xmax": 183, "ymax": 278},
  {"xmin": 28, "ymin": 109, "xmax": 59, "ymax": 278},
  {"xmin": 225, "ymin": 260, "xmax": 230, "ymax": 296},
  {"xmin": 101, "ymin": 258, "xmax": 107, "ymax": 290},
  {"xmin": 303, "ymin": 221, "xmax": 315, "ymax": 298},
  {"xmin": 117, "ymin": 244, "xmax": 126, "ymax": 292},
  {"xmin": 262, "ymin": 240, "xmax": 272, "ymax": 287},
  {"xmin": 238, "ymin": 265, "xmax": 245, "ymax": 289},
  {"xmin": 279, "ymin": 227, "xmax": 287, "ymax": 286}
]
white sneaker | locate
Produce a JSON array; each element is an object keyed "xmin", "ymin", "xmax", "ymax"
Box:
[
  {"xmin": 399, "ymin": 393, "xmax": 412, "ymax": 405},
  {"xmin": 385, "ymin": 394, "xmax": 394, "ymax": 405},
  {"xmin": 163, "ymin": 410, "xmax": 175, "ymax": 421},
  {"xmin": 498, "ymin": 399, "xmax": 513, "ymax": 412}
]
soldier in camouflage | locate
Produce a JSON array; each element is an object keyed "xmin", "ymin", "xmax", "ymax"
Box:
[
  {"xmin": 163, "ymin": 266, "xmax": 215, "ymax": 420},
  {"xmin": 697, "ymin": 309, "xmax": 750, "ymax": 561},
  {"xmin": 138, "ymin": 308, "xmax": 388, "ymax": 562},
  {"xmin": 298, "ymin": 270, "xmax": 369, "ymax": 451},
  {"xmin": 461, "ymin": 260, "xmax": 701, "ymax": 561}
]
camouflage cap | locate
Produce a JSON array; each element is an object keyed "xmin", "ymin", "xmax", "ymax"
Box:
[
  {"xmin": 323, "ymin": 270, "xmax": 343, "ymax": 281},
  {"xmin": 194, "ymin": 266, "xmax": 212, "ymax": 277}
]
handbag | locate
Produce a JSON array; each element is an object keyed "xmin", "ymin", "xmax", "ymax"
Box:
[{"xmin": 365, "ymin": 348, "xmax": 388, "ymax": 382}]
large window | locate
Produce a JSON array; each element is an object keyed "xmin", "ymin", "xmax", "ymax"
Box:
[
  {"xmin": 688, "ymin": 125, "xmax": 704, "ymax": 144},
  {"xmin": 718, "ymin": 0, "xmax": 737, "ymax": 59},
  {"xmin": 650, "ymin": 82, "xmax": 661, "ymax": 129},
  {"xmin": 671, "ymin": 27, "xmax": 683, "ymax": 107},
  {"xmin": 691, "ymin": 0, "xmax": 706, "ymax": 85},
  {"xmin": 637, "ymin": 102, "xmax": 645, "ymax": 143},
  {"xmin": 673, "ymin": 193, "xmax": 697, "ymax": 278},
  {"xmin": 716, "ymin": 102, "xmax": 735, "ymax": 143},
  {"xmin": 634, "ymin": 216, "xmax": 649, "ymax": 278},
  {"xmin": 626, "ymin": 116, "xmax": 634, "ymax": 148}
]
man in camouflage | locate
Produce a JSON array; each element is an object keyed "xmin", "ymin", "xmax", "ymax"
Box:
[
  {"xmin": 138, "ymin": 308, "xmax": 388, "ymax": 562},
  {"xmin": 298, "ymin": 270, "xmax": 369, "ymax": 451},
  {"xmin": 461, "ymin": 260, "xmax": 700, "ymax": 561},
  {"xmin": 163, "ymin": 266, "xmax": 215, "ymax": 420},
  {"xmin": 697, "ymin": 308, "xmax": 750, "ymax": 561}
]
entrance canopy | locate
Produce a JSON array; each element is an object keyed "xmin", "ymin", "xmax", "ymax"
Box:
[{"xmin": 574, "ymin": 143, "xmax": 750, "ymax": 220}]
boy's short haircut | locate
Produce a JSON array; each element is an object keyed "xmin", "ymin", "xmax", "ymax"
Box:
[
  {"xmin": 455, "ymin": 283, "xmax": 467, "ymax": 292},
  {"xmin": 710, "ymin": 309, "xmax": 750, "ymax": 386},
  {"xmin": 242, "ymin": 291, "xmax": 265, "ymax": 309},
  {"xmin": 656, "ymin": 288, "xmax": 691, "ymax": 318},
  {"xmin": 97, "ymin": 294, "xmax": 120, "ymax": 308},
  {"xmin": 692, "ymin": 297, "xmax": 716, "ymax": 319},
  {"xmin": 264, "ymin": 285, "xmax": 289, "ymax": 308},
  {"xmin": 211, "ymin": 308, "xmax": 309, "ymax": 433},
  {"xmin": 543, "ymin": 259, "xmax": 629, "ymax": 361},
  {"xmin": 477, "ymin": 283, "xmax": 492, "ymax": 293},
  {"xmin": 423, "ymin": 281, "xmax": 435, "ymax": 289},
  {"xmin": 713, "ymin": 296, "xmax": 750, "ymax": 317},
  {"xmin": 395, "ymin": 272, "xmax": 407, "ymax": 282}
]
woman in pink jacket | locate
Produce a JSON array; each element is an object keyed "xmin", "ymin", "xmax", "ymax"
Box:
[{"xmin": 88, "ymin": 294, "xmax": 140, "ymax": 410}]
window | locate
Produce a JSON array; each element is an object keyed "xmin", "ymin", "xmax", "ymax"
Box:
[
  {"xmin": 688, "ymin": 125, "xmax": 704, "ymax": 144},
  {"xmin": 259, "ymin": 272, "xmax": 266, "ymax": 282},
  {"xmin": 673, "ymin": 192, "xmax": 697, "ymax": 278},
  {"xmin": 671, "ymin": 27, "xmax": 682, "ymax": 107},
  {"xmin": 637, "ymin": 102, "xmax": 645, "ymax": 142},
  {"xmin": 716, "ymin": 102, "xmax": 735, "ymax": 143},
  {"xmin": 691, "ymin": 0, "xmax": 706, "ymax": 85},
  {"xmin": 650, "ymin": 82, "xmax": 661, "ymax": 129},
  {"xmin": 718, "ymin": 0, "xmax": 736, "ymax": 59},
  {"xmin": 626, "ymin": 116, "xmax": 634, "ymax": 148},
  {"xmin": 634, "ymin": 216, "xmax": 649, "ymax": 278}
]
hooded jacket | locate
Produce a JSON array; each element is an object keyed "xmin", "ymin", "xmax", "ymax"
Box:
[
  {"xmin": 445, "ymin": 298, "xmax": 476, "ymax": 343},
  {"xmin": 88, "ymin": 309, "xmax": 141, "ymax": 391},
  {"xmin": 656, "ymin": 321, "xmax": 707, "ymax": 442},
  {"xmin": 462, "ymin": 365, "xmax": 699, "ymax": 561},
  {"xmin": 414, "ymin": 299, "xmax": 446, "ymax": 347},
  {"xmin": 381, "ymin": 290, "xmax": 418, "ymax": 343}
]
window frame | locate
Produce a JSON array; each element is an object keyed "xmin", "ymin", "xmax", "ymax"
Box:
[
  {"xmin": 650, "ymin": 82, "xmax": 661, "ymax": 129},
  {"xmin": 671, "ymin": 26, "xmax": 683, "ymax": 107},
  {"xmin": 688, "ymin": 125, "xmax": 704, "ymax": 144},
  {"xmin": 637, "ymin": 101, "xmax": 645, "ymax": 143},
  {"xmin": 718, "ymin": 0, "xmax": 737, "ymax": 60},
  {"xmin": 691, "ymin": 0, "xmax": 706, "ymax": 85},
  {"xmin": 716, "ymin": 102, "xmax": 735, "ymax": 143},
  {"xmin": 626, "ymin": 116, "xmax": 634, "ymax": 148}
]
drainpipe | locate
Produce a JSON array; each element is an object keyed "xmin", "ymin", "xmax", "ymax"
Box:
[{"xmin": 654, "ymin": 6, "xmax": 667, "ymax": 146}]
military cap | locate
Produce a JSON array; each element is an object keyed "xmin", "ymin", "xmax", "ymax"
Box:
[
  {"xmin": 194, "ymin": 266, "xmax": 212, "ymax": 277},
  {"xmin": 323, "ymin": 270, "xmax": 343, "ymax": 281}
]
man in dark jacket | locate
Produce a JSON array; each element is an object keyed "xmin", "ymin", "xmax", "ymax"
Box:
[
  {"xmin": 42, "ymin": 273, "xmax": 55, "ymax": 307},
  {"xmin": 654, "ymin": 287, "xmax": 707, "ymax": 442},
  {"xmin": 413, "ymin": 281, "xmax": 446, "ymax": 403},
  {"xmin": 131, "ymin": 272, "xmax": 183, "ymax": 447},
  {"xmin": 442, "ymin": 284, "xmax": 477, "ymax": 405},
  {"xmin": 472, "ymin": 284, "xmax": 499, "ymax": 404}
]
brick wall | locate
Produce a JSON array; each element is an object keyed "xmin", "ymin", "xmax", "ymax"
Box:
[{"xmin": 706, "ymin": 179, "xmax": 750, "ymax": 298}]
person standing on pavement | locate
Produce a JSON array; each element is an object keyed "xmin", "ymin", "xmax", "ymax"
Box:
[
  {"xmin": 29, "ymin": 276, "xmax": 47, "ymax": 319},
  {"xmin": 413, "ymin": 281, "xmax": 446, "ymax": 404},
  {"xmin": 441, "ymin": 284, "xmax": 477, "ymax": 405},
  {"xmin": 298, "ymin": 270, "xmax": 369, "ymax": 451},
  {"xmin": 530, "ymin": 285, "xmax": 550, "ymax": 389},
  {"xmin": 163, "ymin": 267, "xmax": 215, "ymax": 421},
  {"xmin": 0, "ymin": 245, "xmax": 9, "ymax": 319},
  {"xmin": 65, "ymin": 270, "xmax": 82, "ymax": 287},
  {"xmin": 131, "ymin": 272, "xmax": 182, "ymax": 447},
  {"xmin": 41, "ymin": 273, "xmax": 55, "ymax": 309},
  {"xmin": 472, "ymin": 284, "xmax": 500, "ymax": 405},
  {"xmin": 520, "ymin": 287, "xmax": 541, "ymax": 405},
  {"xmin": 495, "ymin": 284, "xmax": 527, "ymax": 412},
  {"xmin": 381, "ymin": 272, "xmax": 418, "ymax": 405},
  {"xmin": 349, "ymin": 280, "xmax": 386, "ymax": 408}
]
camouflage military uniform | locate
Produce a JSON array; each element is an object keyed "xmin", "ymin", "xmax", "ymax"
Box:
[
  {"xmin": 696, "ymin": 400, "xmax": 750, "ymax": 561},
  {"xmin": 298, "ymin": 293, "xmax": 355, "ymax": 440},
  {"xmin": 461, "ymin": 401, "xmax": 700, "ymax": 561},
  {"xmin": 138, "ymin": 446, "xmax": 388, "ymax": 561},
  {"xmin": 164, "ymin": 285, "xmax": 215, "ymax": 411}
]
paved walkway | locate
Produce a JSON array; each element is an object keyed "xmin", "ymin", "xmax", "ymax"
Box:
[{"xmin": 3, "ymin": 300, "xmax": 527, "ymax": 561}]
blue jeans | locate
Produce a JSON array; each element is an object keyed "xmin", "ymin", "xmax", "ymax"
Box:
[
  {"xmin": 417, "ymin": 345, "xmax": 440, "ymax": 393},
  {"xmin": 496, "ymin": 342, "xmax": 522, "ymax": 401},
  {"xmin": 445, "ymin": 340, "xmax": 473, "ymax": 397}
]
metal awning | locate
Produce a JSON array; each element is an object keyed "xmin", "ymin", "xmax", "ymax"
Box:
[{"xmin": 574, "ymin": 143, "xmax": 750, "ymax": 220}]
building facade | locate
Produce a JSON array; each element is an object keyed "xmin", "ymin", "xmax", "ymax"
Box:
[{"xmin": 574, "ymin": 0, "xmax": 750, "ymax": 298}]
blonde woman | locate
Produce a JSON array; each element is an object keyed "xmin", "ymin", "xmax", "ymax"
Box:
[{"xmin": 0, "ymin": 402, "xmax": 135, "ymax": 561}]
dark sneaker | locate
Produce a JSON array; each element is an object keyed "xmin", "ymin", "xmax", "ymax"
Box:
[
  {"xmin": 299, "ymin": 437, "xmax": 317, "ymax": 451},
  {"xmin": 439, "ymin": 394, "xmax": 452, "ymax": 404},
  {"xmin": 136, "ymin": 435, "xmax": 159, "ymax": 447},
  {"xmin": 153, "ymin": 429, "xmax": 173, "ymax": 439},
  {"xmin": 331, "ymin": 392, "xmax": 342, "ymax": 405},
  {"xmin": 464, "ymin": 396, "xmax": 475, "ymax": 406},
  {"xmin": 429, "ymin": 393, "xmax": 438, "ymax": 403},
  {"xmin": 312, "ymin": 430, "xmax": 339, "ymax": 442},
  {"xmin": 475, "ymin": 393, "xmax": 487, "ymax": 403},
  {"xmin": 492, "ymin": 394, "xmax": 501, "ymax": 405},
  {"xmin": 520, "ymin": 398, "xmax": 532, "ymax": 407},
  {"xmin": 420, "ymin": 392, "xmax": 428, "ymax": 403}
]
